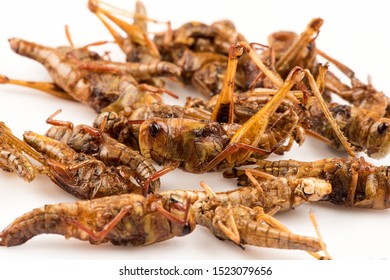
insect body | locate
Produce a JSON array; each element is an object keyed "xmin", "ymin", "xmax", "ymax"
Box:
[
  {"xmin": 0, "ymin": 193, "xmax": 195, "ymax": 247},
  {"xmin": 235, "ymin": 157, "xmax": 390, "ymax": 210},
  {"xmin": 44, "ymin": 110, "xmax": 160, "ymax": 193},
  {"xmin": 0, "ymin": 122, "xmax": 36, "ymax": 182},
  {"xmin": 6, "ymin": 38, "xmax": 180, "ymax": 113}
]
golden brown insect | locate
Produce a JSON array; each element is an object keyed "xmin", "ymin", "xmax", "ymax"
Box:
[
  {"xmin": 5, "ymin": 37, "xmax": 179, "ymax": 113},
  {"xmin": 0, "ymin": 177, "xmax": 329, "ymax": 259},
  {"xmin": 305, "ymin": 95, "xmax": 390, "ymax": 158},
  {"xmin": 88, "ymin": 0, "xmax": 161, "ymax": 64},
  {"xmin": 234, "ymin": 157, "xmax": 390, "ymax": 210},
  {"xmin": 0, "ymin": 192, "xmax": 195, "ymax": 247},
  {"xmin": 93, "ymin": 104, "xmax": 212, "ymax": 150},
  {"xmin": 88, "ymin": 0, "xmax": 191, "ymax": 90},
  {"xmin": 160, "ymin": 179, "xmax": 330, "ymax": 259},
  {"xmin": 21, "ymin": 129, "xmax": 153, "ymax": 198},
  {"xmin": 318, "ymin": 49, "xmax": 390, "ymax": 116},
  {"xmin": 0, "ymin": 122, "xmax": 37, "ymax": 182},
  {"xmin": 44, "ymin": 109, "xmax": 161, "ymax": 193},
  {"xmin": 261, "ymin": 19, "xmax": 390, "ymax": 158},
  {"xmin": 161, "ymin": 175, "xmax": 332, "ymax": 215},
  {"xmin": 130, "ymin": 3, "xmax": 249, "ymax": 97},
  {"xmin": 155, "ymin": 21, "xmax": 249, "ymax": 97},
  {"xmin": 195, "ymin": 199, "xmax": 329, "ymax": 259},
  {"xmin": 138, "ymin": 41, "xmax": 354, "ymax": 173}
]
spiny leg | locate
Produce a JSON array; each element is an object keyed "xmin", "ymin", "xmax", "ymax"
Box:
[
  {"xmin": 200, "ymin": 67, "xmax": 304, "ymax": 172},
  {"xmin": 303, "ymin": 68, "xmax": 355, "ymax": 156},
  {"xmin": 225, "ymin": 41, "xmax": 354, "ymax": 156}
]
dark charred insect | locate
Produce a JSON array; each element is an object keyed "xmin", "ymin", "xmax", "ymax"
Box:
[
  {"xmin": 234, "ymin": 157, "xmax": 390, "ymax": 210},
  {"xmin": 44, "ymin": 109, "xmax": 160, "ymax": 193},
  {"xmin": 0, "ymin": 193, "xmax": 195, "ymax": 247}
]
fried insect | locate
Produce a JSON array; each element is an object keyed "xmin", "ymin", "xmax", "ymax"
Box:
[
  {"xmin": 161, "ymin": 175, "xmax": 331, "ymax": 214},
  {"xmin": 306, "ymin": 95, "xmax": 390, "ymax": 158},
  {"xmin": 44, "ymin": 109, "xmax": 160, "ymax": 193},
  {"xmin": 0, "ymin": 193, "xmax": 195, "ymax": 247},
  {"xmin": 149, "ymin": 13, "xmax": 253, "ymax": 97},
  {"xmin": 197, "ymin": 201, "xmax": 328, "ymax": 259},
  {"xmin": 138, "ymin": 41, "xmax": 353, "ymax": 173},
  {"xmin": 0, "ymin": 122, "xmax": 37, "ymax": 182},
  {"xmin": 161, "ymin": 179, "xmax": 331, "ymax": 259},
  {"xmin": 89, "ymin": 0, "xmax": 243, "ymax": 97},
  {"xmin": 88, "ymin": 0, "xmax": 161, "ymax": 63},
  {"xmin": 93, "ymin": 104, "xmax": 212, "ymax": 149},
  {"xmin": 6, "ymin": 37, "xmax": 179, "ymax": 113},
  {"xmin": 246, "ymin": 23, "xmax": 390, "ymax": 158},
  {"xmin": 21, "ymin": 129, "xmax": 150, "ymax": 199},
  {"xmin": 318, "ymin": 49, "xmax": 390, "ymax": 116},
  {"xmin": 234, "ymin": 157, "xmax": 390, "ymax": 210},
  {"xmin": 0, "ymin": 124, "xmax": 148, "ymax": 198}
]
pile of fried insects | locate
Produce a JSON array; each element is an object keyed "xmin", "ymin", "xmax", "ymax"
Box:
[{"xmin": 1, "ymin": 0, "xmax": 389, "ymax": 260}]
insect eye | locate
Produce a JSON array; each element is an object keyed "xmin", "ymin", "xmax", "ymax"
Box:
[
  {"xmin": 377, "ymin": 123, "xmax": 389, "ymax": 135},
  {"xmin": 182, "ymin": 223, "xmax": 192, "ymax": 235},
  {"xmin": 148, "ymin": 122, "xmax": 160, "ymax": 137}
]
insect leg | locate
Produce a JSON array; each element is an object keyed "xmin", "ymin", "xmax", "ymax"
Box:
[
  {"xmin": 0, "ymin": 74, "xmax": 74, "ymax": 101},
  {"xmin": 64, "ymin": 205, "xmax": 133, "ymax": 242},
  {"xmin": 46, "ymin": 109, "xmax": 74, "ymax": 129}
]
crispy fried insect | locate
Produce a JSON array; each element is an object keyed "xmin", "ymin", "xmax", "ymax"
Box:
[
  {"xmin": 161, "ymin": 175, "xmax": 331, "ymax": 215},
  {"xmin": 44, "ymin": 109, "xmax": 160, "ymax": 193},
  {"xmin": 0, "ymin": 122, "xmax": 36, "ymax": 182},
  {"xmin": 317, "ymin": 49, "xmax": 390, "ymax": 116},
  {"xmin": 162, "ymin": 181, "xmax": 330, "ymax": 259},
  {"xmin": 197, "ymin": 202, "xmax": 328, "ymax": 259},
  {"xmin": 234, "ymin": 157, "xmax": 390, "ymax": 210},
  {"xmin": 93, "ymin": 104, "xmax": 212, "ymax": 150},
  {"xmin": 306, "ymin": 96, "xmax": 390, "ymax": 158},
  {"xmin": 6, "ymin": 38, "xmax": 179, "ymax": 113},
  {"xmin": 138, "ymin": 41, "xmax": 354, "ymax": 173},
  {"xmin": 21, "ymin": 130, "xmax": 145, "ymax": 199},
  {"xmin": 0, "ymin": 193, "xmax": 195, "ymax": 247},
  {"xmin": 88, "ymin": 0, "xmax": 161, "ymax": 63}
]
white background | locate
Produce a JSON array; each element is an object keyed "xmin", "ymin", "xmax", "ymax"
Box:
[{"xmin": 0, "ymin": 0, "xmax": 389, "ymax": 261}]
